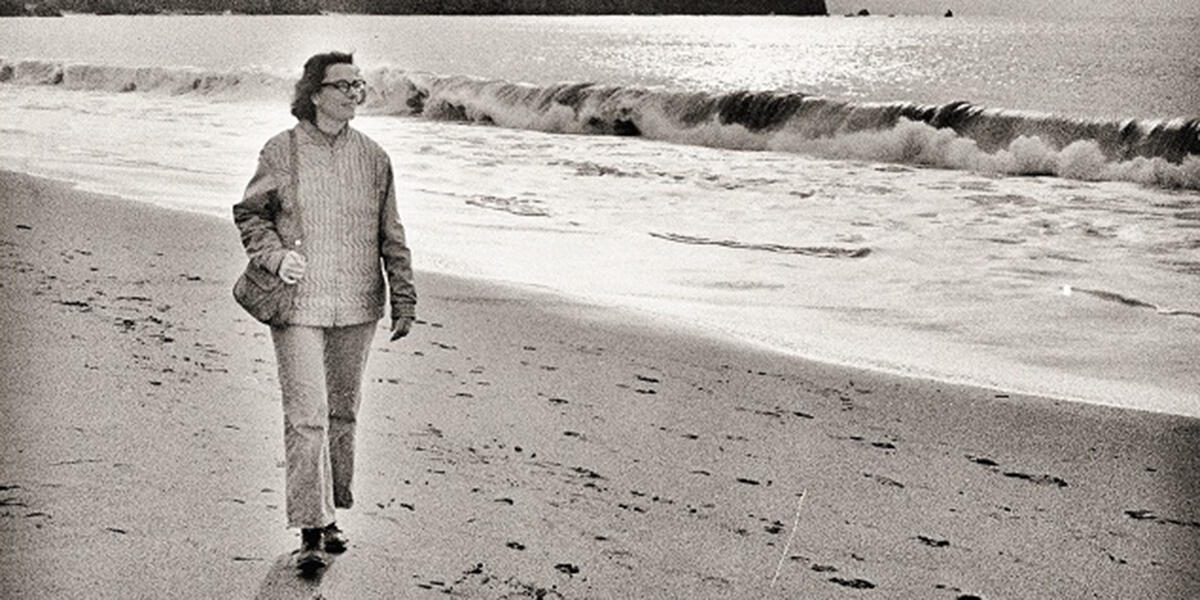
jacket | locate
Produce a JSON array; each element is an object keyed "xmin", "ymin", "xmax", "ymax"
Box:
[{"xmin": 233, "ymin": 121, "xmax": 416, "ymax": 326}]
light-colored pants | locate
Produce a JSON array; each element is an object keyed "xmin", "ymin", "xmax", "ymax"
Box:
[{"xmin": 270, "ymin": 321, "xmax": 376, "ymax": 529}]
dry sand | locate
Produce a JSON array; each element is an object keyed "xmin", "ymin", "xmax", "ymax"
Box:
[{"xmin": 1, "ymin": 170, "xmax": 1197, "ymax": 599}]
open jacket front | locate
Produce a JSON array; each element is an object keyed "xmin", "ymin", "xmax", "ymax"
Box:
[{"xmin": 233, "ymin": 121, "xmax": 416, "ymax": 326}]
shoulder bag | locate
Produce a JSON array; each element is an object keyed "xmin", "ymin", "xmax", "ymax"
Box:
[{"xmin": 233, "ymin": 128, "xmax": 302, "ymax": 326}]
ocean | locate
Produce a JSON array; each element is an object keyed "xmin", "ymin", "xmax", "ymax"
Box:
[{"xmin": 1, "ymin": 10, "xmax": 1198, "ymax": 417}]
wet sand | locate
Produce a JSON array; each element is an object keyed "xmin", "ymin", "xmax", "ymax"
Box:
[{"xmin": 1, "ymin": 170, "xmax": 1197, "ymax": 598}]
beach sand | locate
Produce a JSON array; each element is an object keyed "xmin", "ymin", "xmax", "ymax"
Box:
[{"xmin": 1, "ymin": 170, "xmax": 1197, "ymax": 599}]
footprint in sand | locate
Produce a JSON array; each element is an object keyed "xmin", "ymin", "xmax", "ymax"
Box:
[
  {"xmin": 829, "ymin": 577, "xmax": 876, "ymax": 589},
  {"xmin": 1124, "ymin": 509, "xmax": 1200, "ymax": 529},
  {"xmin": 846, "ymin": 435, "xmax": 898, "ymax": 451},
  {"xmin": 968, "ymin": 456, "xmax": 1068, "ymax": 488},
  {"xmin": 916, "ymin": 535, "xmax": 950, "ymax": 548},
  {"xmin": 1001, "ymin": 472, "xmax": 1068, "ymax": 488},
  {"xmin": 761, "ymin": 519, "xmax": 785, "ymax": 534},
  {"xmin": 554, "ymin": 563, "xmax": 580, "ymax": 576},
  {"xmin": 863, "ymin": 472, "xmax": 905, "ymax": 488},
  {"xmin": 967, "ymin": 455, "xmax": 1000, "ymax": 467},
  {"xmin": 632, "ymin": 374, "xmax": 660, "ymax": 395}
]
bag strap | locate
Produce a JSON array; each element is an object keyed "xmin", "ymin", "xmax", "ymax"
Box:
[{"xmin": 288, "ymin": 127, "xmax": 304, "ymax": 253}]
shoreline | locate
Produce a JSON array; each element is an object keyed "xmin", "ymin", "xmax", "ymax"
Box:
[
  {"xmin": 14, "ymin": 159, "xmax": 1195, "ymax": 422},
  {"xmin": 2, "ymin": 169, "xmax": 1198, "ymax": 598}
]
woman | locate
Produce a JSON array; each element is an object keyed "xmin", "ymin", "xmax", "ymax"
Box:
[{"xmin": 233, "ymin": 51, "xmax": 416, "ymax": 572}]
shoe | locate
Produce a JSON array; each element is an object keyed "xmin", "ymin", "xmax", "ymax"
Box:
[
  {"xmin": 296, "ymin": 528, "xmax": 327, "ymax": 574},
  {"xmin": 323, "ymin": 522, "xmax": 349, "ymax": 554}
]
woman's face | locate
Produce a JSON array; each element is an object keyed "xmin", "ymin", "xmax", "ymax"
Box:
[{"xmin": 312, "ymin": 63, "xmax": 364, "ymax": 124}]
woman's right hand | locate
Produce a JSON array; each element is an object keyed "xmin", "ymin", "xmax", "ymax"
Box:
[{"xmin": 278, "ymin": 250, "xmax": 307, "ymax": 285}]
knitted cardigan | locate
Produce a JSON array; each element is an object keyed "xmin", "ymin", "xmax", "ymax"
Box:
[{"xmin": 233, "ymin": 122, "xmax": 416, "ymax": 326}]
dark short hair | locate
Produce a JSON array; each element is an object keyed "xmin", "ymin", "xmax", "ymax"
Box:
[{"xmin": 291, "ymin": 51, "xmax": 355, "ymax": 123}]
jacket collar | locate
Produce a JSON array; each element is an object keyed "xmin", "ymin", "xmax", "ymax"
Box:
[{"xmin": 297, "ymin": 120, "xmax": 351, "ymax": 150}]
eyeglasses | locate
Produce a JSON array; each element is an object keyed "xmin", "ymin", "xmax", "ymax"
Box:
[{"xmin": 321, "ymin": 79, "xmax": 368, "ymax": 97}]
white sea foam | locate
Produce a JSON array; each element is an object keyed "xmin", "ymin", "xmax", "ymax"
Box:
[{"xmin": 5, "ymin": 58, "xmax": 1197, "ymax": 191}]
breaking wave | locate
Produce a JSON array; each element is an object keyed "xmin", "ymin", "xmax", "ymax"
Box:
[
  {"xmin": 380, "ymin": 70, "xmax": 1200, "ymax": 190},
  {"xmin": 0, "ymin": 58, "xmax": 290, "ymax": 97},
  {"xmin": 4, "ymin": 57, "xmax": 1198, "ymax": 190}
]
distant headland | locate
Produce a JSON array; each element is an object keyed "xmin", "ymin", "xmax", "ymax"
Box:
[{"xmin": 3, "ymin": 0, "xmax": 828, "ymax": 16}]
